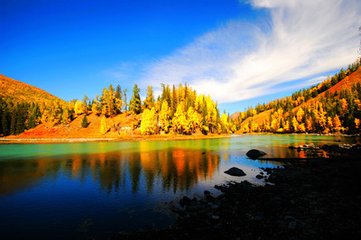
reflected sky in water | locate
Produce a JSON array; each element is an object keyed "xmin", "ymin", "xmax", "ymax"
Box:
[{"xmin": 0, "ymin": 135, "xmax": 352, "ymax": 239}]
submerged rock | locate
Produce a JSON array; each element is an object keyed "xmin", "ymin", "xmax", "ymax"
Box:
[
  {"xmin": 224, "ymin": 167, "xmax": 246, "ymax": 177},
  {"xmin": 246, "ymin": 149, "xmax": 267, "ymax": 159}
]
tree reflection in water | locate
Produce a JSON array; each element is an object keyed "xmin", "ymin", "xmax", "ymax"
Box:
[{"xmin": 0, "ymin": 147, "xmax": 221, "ymax": 196}]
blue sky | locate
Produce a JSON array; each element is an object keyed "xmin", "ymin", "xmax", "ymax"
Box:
[{"xmin": 1, "ymin": 0, "xmax": 360, "ymax": 113}]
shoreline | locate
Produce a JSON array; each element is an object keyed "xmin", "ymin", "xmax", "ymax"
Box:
[
  {"xmin": 0, "ymin": 134, "xmax": 232, "ymax": 144},
  {"xmin": 1, "ymin": 132, "xmax": 360, "ymax": 144}
]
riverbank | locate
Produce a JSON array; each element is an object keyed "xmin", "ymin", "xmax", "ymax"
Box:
[
  {"xmin": 0, "ymin": 133, "xmax": 232, "ymax": 144},
  {"xmin": 116, "ymin": 148, "xmax": 361, "ymax": 239},
  {"xmin": 2, "ymin": 132, "xmax": 360, "ymax": 144}
]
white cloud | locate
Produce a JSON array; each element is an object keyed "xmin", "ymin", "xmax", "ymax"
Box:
[{"xmin": 139, "ymin": 0, "xmax": 361, "ymax": 103}]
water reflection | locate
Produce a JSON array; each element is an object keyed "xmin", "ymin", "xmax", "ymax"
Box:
[{"xmin": 0, "ymin": 147, "xmax": 220, "ymax": 196}]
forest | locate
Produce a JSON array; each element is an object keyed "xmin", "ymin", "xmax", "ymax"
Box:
[
  {"xmin": 1, "ymin": 59, "xmax": 361, "ymax": 137},
  {"xmin": 0, "ymin": 82, "xmax": 234, "ymax": 137}
]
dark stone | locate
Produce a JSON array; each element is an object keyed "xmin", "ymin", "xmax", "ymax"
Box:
[
  {"xmin": 180, "ymin": 196, "xmax": 191, "ymax": 207},
  {"xmin": 256, "ymin": 174, "xmax": 263, "ymax": 179},
  {"xmin": 246, "ymin": 149, "xmax": 267, "ymax": 159},
  {"xmin": 224, "ymin": 167, "xmax": 246, "ymax": 177},
  {"xmin": 204, "ymin": 190, "xmax": 211, "ymax": 196}
]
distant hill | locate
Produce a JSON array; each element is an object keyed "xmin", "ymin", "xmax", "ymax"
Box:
[
  {"xmin": 0, "ymin": 74, "xmax": 64, "ymax": 104},
  {"xmin": 234, "ymin": 59, "xmax": 361, "ymax": 134},
  {"xmin": 0, "ymin": 74, "xmax": 67, "ymax": 136}
]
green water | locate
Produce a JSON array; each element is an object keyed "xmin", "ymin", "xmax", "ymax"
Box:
[{"xmin": 0, "ymin": 134, "xmax": 354, "ymax": 239}]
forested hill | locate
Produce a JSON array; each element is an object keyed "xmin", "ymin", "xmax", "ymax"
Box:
[
  {"xmin": 233, "ymin": 59, "xmax": 361, "ymax": 134},
  {"xmin": 0, "ymin": 74, "xmax": 64, "ymax": 104},
  {"xmin": 0, "ymin": 74, "xmax": 66, "ymax": 136}
]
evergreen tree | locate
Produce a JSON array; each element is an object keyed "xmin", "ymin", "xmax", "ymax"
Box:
[
  {"xmin": 129, "ymin": 84, "xmax": 142, "ymax": 114},
  {"xmin": 82, "ymin": 95, "xmax": 89, "ymax": 114},
  {"xmin": 100, "ymin": 87, "xmax": 109, "ymax": 116},
  {"xmin": 10, "ymin": 106, "xmax": 16, "ymax": 135},
  {"xmin": 171, "ymin": 84, "xmax": 177, "ymax": 116},
  {"xmin": 15, "ymin": 103, "xmax": 26, "ymax": 134},
  {"xmin": 81, "ymin": 115, "xmax": 90, "ymax": 128},
  {"xmin": 115, "ymin": 84, "xmax": 122, "ymax": 113},
  {"xmin": 107, "ymin": 84, "xmax": 116, "ymax": 116},
  {"xmin": 144, "ymin": 86, "xmax": 155, "ymax": 109},
  {"xmin": 123, "ymin": 89, "xmax": 128, "ymax": 111}
]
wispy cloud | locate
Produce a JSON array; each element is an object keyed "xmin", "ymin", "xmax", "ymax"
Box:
[{"xmin": 138, "ymin": 0, "xmax": 361, "ymax": 103}]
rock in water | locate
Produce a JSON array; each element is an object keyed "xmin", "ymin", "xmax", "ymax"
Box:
[
  {"xmin": 224, "ymin": 167, "xmax": 246, "ymax": 177},
  {"xmin": 246, "ymin": 149, "xmax": 266, "ymax": 159}
]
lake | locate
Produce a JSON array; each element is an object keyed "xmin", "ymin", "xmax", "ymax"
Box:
[{"xmin": 0, "ymin": 134, "xmax": 354, "ymax": 239}]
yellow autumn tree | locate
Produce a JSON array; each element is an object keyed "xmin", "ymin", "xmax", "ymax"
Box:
[
  {"xmin": 306, "ymin": 117, "xmax": 313, "ymax": 132},
  {"xmin": 92, "ymin": 101, "xmax": 100, "ymax": 115},
  {"xmin": 298, "ymin": 123, "xmax": 306, "ymax": 133},
  {"xmin": 296, "ymin": 107, "xmax": 304, "ymax": 123},
  {"xmin": 172, "ymin": 102, "xmax": 190, "ymax": 134},
  {"xmin": 340, "ymin": 98, "xmax": 348, "ymax": 114},
  {"xmin": 140, "ymin": 108, "xmax": 157, "ymax": 135},
  {"xmin": 283, "ymin": 120, "xmax": 290, "ymax": 132},
  {"xmin": 159, "ymin": 101, "xmax": 171, "ymax": 133},
  {"xmin": 74, "ymin": 100, "xmax": 84, "ymax": 115},
  {"xmin": 333, "ymin": 115, "xmax": 342, "ymax": 132},
  {"xmin": 187, "ymin": 106, "xmax": 200, "ymax": 133},
  {"xmin": 355, "ymin": 118, "xmax": 360, "ymax": 129},
  {"xmin": 292, "ymin": 117, "xmax": 299, "ymax": 132},
  {"xmin": 327, "ymin": 117, "xmax": 333, "ymax": 131},
  {"xmin": 220, "ymin": 113, "xmax": 231, "ymax": 134},
  {"xmin": 99, "ymin": 116, "xmax": 109, "ymax": 134}
]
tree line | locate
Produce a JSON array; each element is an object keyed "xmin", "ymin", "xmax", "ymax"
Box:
[{"xmin": 0, "ymin": 82, "xmax": 235, "ymax": 136}]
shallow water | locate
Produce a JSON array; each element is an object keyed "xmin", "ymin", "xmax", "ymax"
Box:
[{"xmin": 0, "ymin": 134, "xmax": 355, "ymax": 239}]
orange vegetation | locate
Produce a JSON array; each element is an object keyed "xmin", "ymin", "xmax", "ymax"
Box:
[{"xmin": 0, "ymin": 74, "xmax": 64, "ymax": 104}]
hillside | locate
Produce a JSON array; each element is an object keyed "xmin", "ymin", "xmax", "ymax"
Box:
[
  {"xmin": 0, "ymin": 74, "xmax": 64, "ymax": 104},
  {"xmin": 236, "ymin": 60, "xmax": 361, "ymax": 134},
  {"xmin": 0, "ymin": 74, "xmax": 69, "ymax": 136},
  {"xmin": 10, "ymin": 113, "xmax": 139, "ymax": 139}
]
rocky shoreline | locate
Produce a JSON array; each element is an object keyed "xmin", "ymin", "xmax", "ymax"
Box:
[{"xmin": 115, "ymin": 144, "xmax": 361, "ymax": 240}]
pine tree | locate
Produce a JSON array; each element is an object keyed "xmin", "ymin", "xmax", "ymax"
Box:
[
  {"xmin": 10, "ymin": 106, "xmax": 16, "ymax": 135},
  {"xmin": 115, "ymin": 84, "xmax": 122, "ymax": 113},
  {"xmin": 15, "ymin": 104, "xmax": 26, "ymax": 134},
  {"xmin": 171, "ymin": 85, "xmax": 177, "ymax": 116},
  {"xmin": 1, "ymin": 109, "xmax": 10, "ymax": 136},
  {"xmin": 81, "ymin": 115, "xmax": 89, "ymax": 128},
  {"xmin": 107, "ymin": 84, "xmax": 115, "ymax": 116},
  {"xmin": 123, "ymin": 89, "xmax": 128, "ymax": 111},
  {"xmin": 129, "ymin": 84, "xmax": 142, "ymax": 114},
  {"xmin": 82, "ymin": 96, "xmax": 89, "ymax": 114},
  {"xmin": 144, "ymin": 86, "xmax": 155, "ymax": 109},
  {"xmin": 101, "ymin": 87, "xmax": 109, "ymax": 116}
]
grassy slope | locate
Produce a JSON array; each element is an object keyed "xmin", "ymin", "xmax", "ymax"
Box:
[
  {"xmin": 8, "ymin": 113, "xmax": 140, "ymax": 139},
  {"xmin": 0, "ymin": 74, "xmax": 64, "ymax": 104}
]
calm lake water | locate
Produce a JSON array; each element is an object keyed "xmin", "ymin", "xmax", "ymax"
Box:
[{"xmin": 0, "ymin": 134, "xmax": 356, "ymax": 239}]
